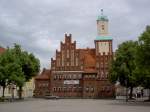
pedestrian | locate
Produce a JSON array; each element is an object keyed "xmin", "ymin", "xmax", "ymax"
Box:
[{"xmin": 141, "ymin": 89, "xmax": 144, "ymax": 98}]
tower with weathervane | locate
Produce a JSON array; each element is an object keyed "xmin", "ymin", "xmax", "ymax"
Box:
[
  {"xmin": 95, "ymin": 9, "xmax": 113, "ymax": 83},
  {"xmin": 95, "ymin": 9, "xmax": 113, "ymax": 56},
  {"xmin": 95, "ymin": 9, "xmax": 114, "ymax": 97}
]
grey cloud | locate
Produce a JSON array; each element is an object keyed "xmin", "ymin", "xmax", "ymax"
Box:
[{"xmin": 0, "ymin": 0, "xmax": 150, "ymax": 69}]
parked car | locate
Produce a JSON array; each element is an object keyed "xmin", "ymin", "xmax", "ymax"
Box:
[{"xmin": 44, "ymin": 95, "xmax": 59, "ymax": 99}]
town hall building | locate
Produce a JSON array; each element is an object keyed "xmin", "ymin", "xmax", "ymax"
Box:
[{"xmin": 34, "ymin": 10, "xmax": 115, "ymax": 98}]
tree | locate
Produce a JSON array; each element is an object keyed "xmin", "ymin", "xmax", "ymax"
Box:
[
  {"xmin": 136, "ymin": 26, "xmax": 150, "ymax": 101},
  {"xmin": 0, "ymin": 48, "xmax": 25, "ymax": 98},
  {"xmin": 109, "ymin": 41, "xmax": 138, "ymax": 99},
  {"xmin": 7, "ymin": 62, "xmax": 25, "ymax": 99},
  {"xmin": 0, "ymin": 44, "xmax": 40, "ymax": 99},
  {"xmin": 11, "ymin": 44, "xmax": 40, "ymax": 99}
]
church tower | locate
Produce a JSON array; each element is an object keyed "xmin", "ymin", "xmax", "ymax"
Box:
[{"xmin": 95, "ymin": 9, "xmax": 112, "ymax": 55}]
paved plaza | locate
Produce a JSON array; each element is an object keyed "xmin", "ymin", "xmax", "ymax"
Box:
[{"xmin": 0, "ymin": 99, "xmax": 150, "ymax": 112}]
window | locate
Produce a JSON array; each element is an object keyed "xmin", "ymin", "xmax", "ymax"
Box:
[
  {"xmin": 72, "ymin": 87, "xmax": 75, "ymax": 92},
  {"xmin": 76, "ymin": 58, "xmax": 78, "ymax": 66},
  {"xmin": 59, "ymin": 75, "xmax": 61, "ymax": 80},
  {"xmin": 67, "ymin": 62, "xmax": 69, "ymax": 66},
  {"xmin": 105, "ymin": 72, "xmax": 108, "ymax": 78},
  {"xmin": 89, "ymin": 75, "xmax": 91, "ymax": 78},
  {"xmin": 102, "ymin": 25, "xmax": 104, "ymax": 30},
  {"xmin": 54, "ymin": 75, "xmax": 57, "ymax": 80},
  {"xmin": 78, "ymin": 74, "xmax": 82, "ymax": 79},
  {"xmin": 58, "ymin": 87, "xmax": 61, "ymax": 92},
  {"xmin": 73, "ymin": 74, "xmax": 76, "ymax": 79},
  {"xmin": 53, "ymin": 87, "xmax": 56, "ymax": 92},
  {"xmin": 64, "ymin": 75, "xmax": 66, "ymax": 79},
  {"xmin": 85, "ymin": 75, "xmax": 88, "ymax": 78},
  {"xmin": 64, "ymin": 87, "xmax": 67, "ymax": 92},
  {"xmin": 96, "ymin": 63, "xmax": 99, "ymax": 68},
  {"xmin": 68, "ymin": 87, "xmax": 71, "ymax": 92},
  {"xmin": 71, "ymin": 50, "xmax": 74, "ymax": 66},
  {"xmin": 62, "ymin": 50, "xmax": 64, "ymax": 66},
  {"xmin": 57, "ymin": 58, "xmax": 60, "ymax": 67},
  {"xmin": 79, "ymin": 87, "xmax": 82, "ymax": 92},
  {"xmin": 91, "ymin": 87, "xmax": 94, "ymax": 92},
  {"xmin": 85, "ymin": 87, "xmax": 89, "ymax": 92},
  {"xmin": 69, "ymin": 75, "xmax": 71, "ymax": 79},
  {"xmin": 81, "ymin": 66, "xmax": 83, "ymax": 70},
  {"xmin": 67, "ymin": 49, "xmax": 69, "ymax": 58},
  {"xmin": 101, "ymin": 71, "xmax": 104, "ymax": 79},
  {"xmin": 106, "ymin": 86, "xmax": 110, "ymax": 92},
  {"xmin": 92, "ymin": 75, "xmax": 95, "ymax": 78}
]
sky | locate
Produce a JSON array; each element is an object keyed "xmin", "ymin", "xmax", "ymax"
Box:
[{"xmin": 0, "ymin": 0, "xmax": 150, "ymax": 70}]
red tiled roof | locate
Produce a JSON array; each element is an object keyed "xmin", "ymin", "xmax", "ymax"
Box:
[
  {"xmin": 0, "ymin": 47, "xmax": 5, "ymax": 54},
  {"xmin": 84, "ymin": 53, "xmax": 96, "ymax": 67},
  {"xmin": 35, "ymin": 68, "xmax": 51, "ymax": 80},
  {"xmin": 82, "ymin": 48, "xmax": 97, "ymax": 73}
]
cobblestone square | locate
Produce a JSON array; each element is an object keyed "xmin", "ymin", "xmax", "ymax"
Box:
[{"xmin": 0, "ymin": 99, "xmax": 150, "ymax": 112}]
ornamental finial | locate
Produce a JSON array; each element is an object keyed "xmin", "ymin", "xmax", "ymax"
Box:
[{"xmin": 101, "ymin": 9, "xmax": 103, "ymax": 15}]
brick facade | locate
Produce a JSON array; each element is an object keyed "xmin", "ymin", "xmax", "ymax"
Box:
[
  {"xmin": 34, "ymin": 11, "xmax": 115, "ymax": 98},
  {"xmin": 34, "ymin": 69, "xmax": 51, "ymax": 97},
  {"xmin": 34, "ymin": 34, "xmax": 115, "ymax": 98}
]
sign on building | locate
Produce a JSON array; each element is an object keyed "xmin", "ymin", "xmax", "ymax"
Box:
[{"xmin": 64, "ymin": 80, "xmax": 79, "ymax": 85}]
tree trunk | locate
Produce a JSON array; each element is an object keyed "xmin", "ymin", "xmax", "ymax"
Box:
[
  {"xmin": 126, "ymin": 87, "xmax": 128, "ymax": 102},
  {"xmin": 18, "ymin": 86, "xmax": 22, "ymax": 99},
  {"xmin": 11, "ymin": 88, "xmax": 15, "ymax": 100},
  {"xmin": 129, "ymin": 86, "xmax": 133, "ymax": 99},
  {"xmin": 2, "ymin": 86, "xmax": 5, "ymax": 98},
  {"xmin": 148, "ymin": 88, "xmax": 150, "ymax": 101}
]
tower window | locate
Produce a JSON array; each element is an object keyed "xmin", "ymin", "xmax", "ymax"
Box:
[{"xmin": 102, "ymin": 25, "xmax": 104, "ymax": 30}]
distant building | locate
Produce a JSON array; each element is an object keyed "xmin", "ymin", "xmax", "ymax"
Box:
[
  {"xmin": 34, "ymin": 69, "xmax": 51, "ymax": 97},
  {"xmin": 22, "ymin": 78, "xmax": 35, "ymax": 98},
  {"xmin": 34, "ymin": 10, "xmax": 115, "ymax": 98},
  {"xmin": 0, "ymin": 47, "xmax": 5, "ymax": 53},
  {"xmin": 0, "ymin": 78, "xmax": 35, "ymax": 98}
]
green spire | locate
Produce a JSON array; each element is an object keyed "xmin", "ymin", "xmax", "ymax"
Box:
[{"xmin": 97, "ymin": 9, "xmax": 108, "ymax": 21}]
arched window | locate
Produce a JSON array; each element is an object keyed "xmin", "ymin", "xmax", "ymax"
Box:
[
  {"xmin": 71, "ymin": 50, "xmax": 74, "ymax": 66},
  {"xmin": 62, "ymin": 50, "xmax": 64, "ymax": 66},
  {"xmin": 85, "ymin": 87, "xmax": 89, "ymax": 92},
  {"xmin": 102, "ymin": 25, "xmax": 105, "ymax": 30},
  {"xmin": 67, "ymin": 49, "xmax": 69, "ymax": 58}
]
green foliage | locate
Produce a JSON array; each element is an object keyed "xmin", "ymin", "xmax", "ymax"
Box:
[
  {"xmin": 109, "ymin": 41, "xmax": 137, "ymax": 87},
  {"xmin": 12, "ymin": 44, "xmax": 40, "ymax": 82},
  {"xmin": 136, "ymin": 25, "xmax": 150, "ymax": 89},
  {"xmin": 109, "ymin": 25, "xmax": 150, "ymax": 99},
  {"xmin": 0, "ymin": 48, "xmax": 25, "ymax": 86},
  {"xmin": 0, "ymin": 44, "xmax": 40, "ymax": 98},
  {"xmin": 8, "ymin": 63, "xmax": 25, "ymax": 86}
]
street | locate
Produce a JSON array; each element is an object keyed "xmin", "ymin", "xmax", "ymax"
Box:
[{"xmin": 0, "ymin": 99, "xmax": 150, "ymax": 112}]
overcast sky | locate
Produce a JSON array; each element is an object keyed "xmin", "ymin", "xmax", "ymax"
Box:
[{"xmin": 0, "ymin": 0, "xmax": 150, "ymax": 70}]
